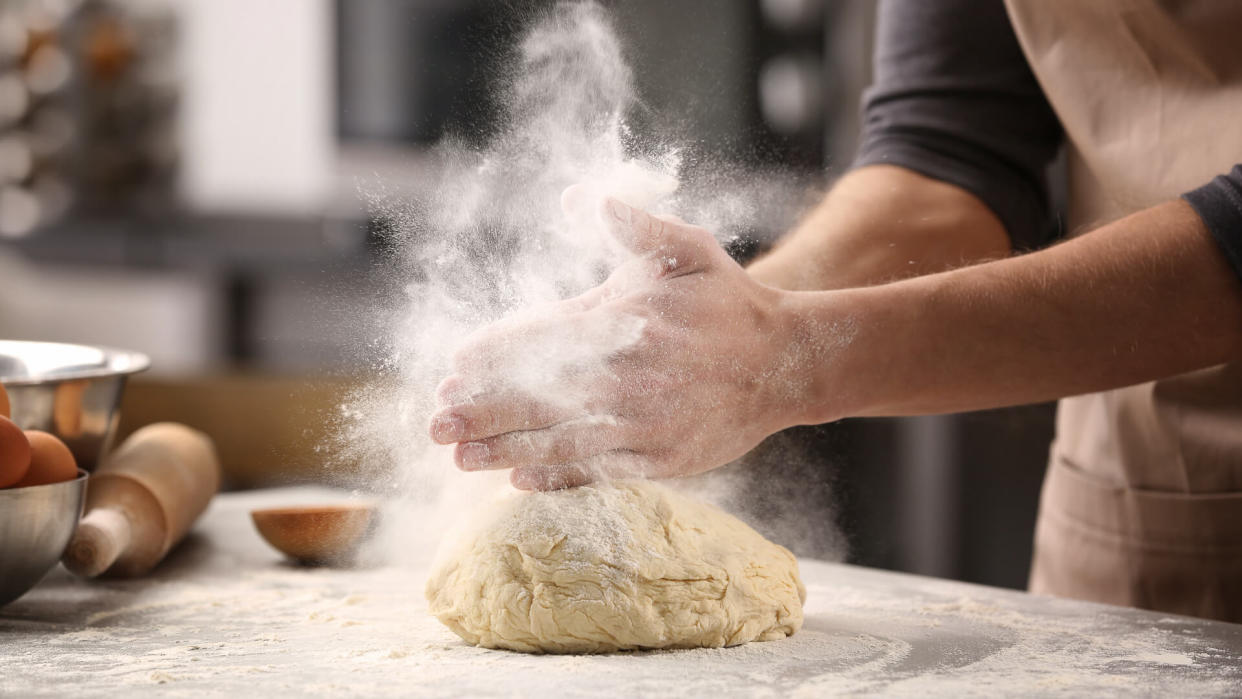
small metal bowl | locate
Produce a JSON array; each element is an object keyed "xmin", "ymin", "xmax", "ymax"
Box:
[
  {"xmin": 0, "ymin": 470, "xmax": 88, "ymax": 607},
  {"xmin": 0, "ymin": 340, "xmax": 150, "ymax": 472}
]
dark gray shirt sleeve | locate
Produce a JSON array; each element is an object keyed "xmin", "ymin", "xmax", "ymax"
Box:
[
  {"xmin": 1183, "ymin": 167, "xmax": 1242, "ymax": 282},
  {"xmin": 853, "ymin": 0, "xmax": 1063, "ymax": 250}
]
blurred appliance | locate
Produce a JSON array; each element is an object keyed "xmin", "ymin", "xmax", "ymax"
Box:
[{"xmin": 335, "ymin": 0, "xmax": 831, "ymax": 168}]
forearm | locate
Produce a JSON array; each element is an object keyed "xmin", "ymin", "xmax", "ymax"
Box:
[
  {"xmin": 748, "ymin": 165, "xmax": 1013, "ymax": 291},
  {"xmin": 786, "ymin": 199, "xmax": 1242, "ymax": 422}
]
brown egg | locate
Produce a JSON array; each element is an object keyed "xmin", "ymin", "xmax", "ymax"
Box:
[
  {"xmin": 0, "ymin": 415, "xmax": 32, "ymax": 488},
  {"xmin": 0, "ymin": 382, "xmax": 10, "ymax": 419},
  {"xmin": 11, "ymin": 430, "xmax": 77, "ymax": 488}
]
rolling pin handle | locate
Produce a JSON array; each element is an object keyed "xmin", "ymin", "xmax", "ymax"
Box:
[{"xmin": 63, "ymin": 507, "xmax": 132, "ymax": 579}]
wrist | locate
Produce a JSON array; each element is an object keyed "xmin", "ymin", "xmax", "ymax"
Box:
[{"xmin": 766, "ymin": 287, "xmax": 873, "ymax": 427}]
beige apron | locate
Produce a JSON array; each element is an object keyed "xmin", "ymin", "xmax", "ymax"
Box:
[{"xmin": 1004, "ymin": 0, "xmax": 1242, "ymax": 622}]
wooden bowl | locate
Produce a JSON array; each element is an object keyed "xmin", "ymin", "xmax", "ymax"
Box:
[{"xmin": 250, "ymin": 503, "xmax": 377, "ymax": 565}]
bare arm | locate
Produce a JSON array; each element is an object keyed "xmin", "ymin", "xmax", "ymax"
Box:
[
  {"xmin": 788, "ymin": 199, "xmax": 1242, "ymax": 422},
  {"xmin": 748, "ymin": 164, "xmax": 1013, "ymax": 291},
  {"xmin": 429, "ymin": 193, "xmax": 1242, "ymax": 489}
]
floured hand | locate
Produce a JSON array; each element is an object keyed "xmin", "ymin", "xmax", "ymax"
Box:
[{"xmin": 428, "ymin": 187, "xmax": 817, "ymax": 490}]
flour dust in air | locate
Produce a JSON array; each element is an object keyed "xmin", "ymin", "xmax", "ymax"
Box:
[{"xmin": 334, "ymin": 0, "xmax": 819, "ymax": 652}]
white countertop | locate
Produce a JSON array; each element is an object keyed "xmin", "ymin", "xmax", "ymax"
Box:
[{"xmin": 2, "ymin": 487, "xmax": 1241, "ymax": 697}]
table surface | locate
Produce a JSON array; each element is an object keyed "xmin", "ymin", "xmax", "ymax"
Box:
[{"xmin": 2, "ymin": 487, "xmax": 1241, "ymax": 697}]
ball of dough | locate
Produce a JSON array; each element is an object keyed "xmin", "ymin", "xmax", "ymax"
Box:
[{"xmin": 425, "ymin": 480, "xmax": 805, "ymax": 653}]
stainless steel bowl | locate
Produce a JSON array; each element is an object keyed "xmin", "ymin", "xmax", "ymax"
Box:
[
  {"xmin": 0, "ymin": 470, "xmax": 88, "ymax": 606},
  {"xmin": 0, "ymin": 340, "xmax": 150, "ymax": 472}
]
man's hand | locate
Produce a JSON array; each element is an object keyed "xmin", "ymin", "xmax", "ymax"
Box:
[
  {"xmin": 428, "ymin": 190, "xmax": 811, "ymax": 490},
  {"xmin": 424, "ymin": 168, "xmax": 1242, "ymax": 492}
]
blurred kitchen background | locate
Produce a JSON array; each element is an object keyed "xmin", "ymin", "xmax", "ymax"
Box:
[{"xmin": 0, "ymin": 0, "xmax": 1057, "ymax": 590}]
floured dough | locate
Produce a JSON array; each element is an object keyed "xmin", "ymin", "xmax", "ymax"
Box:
[{"xmin": 425, "ymin": 479, "xmax": 805, "ymax": 653}]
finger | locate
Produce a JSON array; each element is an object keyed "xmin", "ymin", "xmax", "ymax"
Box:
[
  {"xmin": 452, "ymin": 306, "xmax": 644, "ymax": 390},
  {"xmin": 509, "ymin": 450, "xmax": 655, "ymax": 491},
  {"xmin": 435, "ymin": 375, "xmax": 471, "ymax": 407},
  {"xmin": 450, "ymin": 309, "xmax": 593, "ymax": 375},
  {"xmin": 600, "ymin": 196, "xmax": 666, "ymax": 255},
  {"xmin": 448, "ymin": 291, "xmax": 609, "ymax": 375},
  {"xmin": 454, "ymin": 415, "xmax": 626, "ymax": 471},
  {"xmin": 511, "ymin": 463, "xmax": 594, "ymax": 491},
  {"xmin": 556, "ymin": 282, "xmax": 612, "ymax": 314},
  {"xmin": 563, "ymin": 185, "xmax": 686, "ymax": 228},
  {"xmin": 428, "ymin": 393, "xmax": 583, "ymax": 444},
  {"xmin": 599, "ymin": 197, "xmax": 714, "ymax": 275}
]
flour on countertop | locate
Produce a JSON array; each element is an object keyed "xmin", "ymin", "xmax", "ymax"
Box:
[
  {"xmin": 4, "ymin": 559, "xmax": 1240, "ymax": 697},
  {"xmin": 3, "ymin": 488, "xmax": 1240, "ymax": 698}
]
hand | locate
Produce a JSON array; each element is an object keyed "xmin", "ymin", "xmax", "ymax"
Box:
[{"xmin": 428, "ymin": 188, "xmax": 815, "ymax": 490}]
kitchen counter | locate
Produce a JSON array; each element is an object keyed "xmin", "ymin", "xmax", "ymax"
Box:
[{"xmin": 2, "ymin": 487, "xmax": 1240, "ymax": 697}]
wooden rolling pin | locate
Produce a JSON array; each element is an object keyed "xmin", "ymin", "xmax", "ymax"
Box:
[{"xmin": 63, "ymin": 423, "xmax": 220, "ymax": 578}]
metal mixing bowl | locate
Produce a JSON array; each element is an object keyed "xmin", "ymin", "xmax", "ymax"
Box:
[
  {"xmin": 0, "ymin": 470, "xmax": 88, "ymax": 606},
  {"xmin": 0, "ymin": 340, "xmax": 150, "ymax": 472}
]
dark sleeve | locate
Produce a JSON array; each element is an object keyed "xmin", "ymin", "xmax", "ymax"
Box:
[
  {"xmin": 1183, "ymin": 166, "xmax": 1242, "ymax": 282},
  {"xmin": 853, "ymin": 0, "xmax": 1063, "ymax": 250}
]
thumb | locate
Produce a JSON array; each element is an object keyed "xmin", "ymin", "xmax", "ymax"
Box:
[{"xmin": 599, "ymin": 196, "xmax": 712, "ymax": 272}]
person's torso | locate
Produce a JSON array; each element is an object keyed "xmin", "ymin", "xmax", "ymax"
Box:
[{"xmin": 1004, "ymin": 0, "xmax": 1242, "ymax": 620}]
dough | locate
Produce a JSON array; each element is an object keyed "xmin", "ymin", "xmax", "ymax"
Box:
[{"xmin": 425, "ymin": 480, "xmax": 805, "ymax": 653}]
